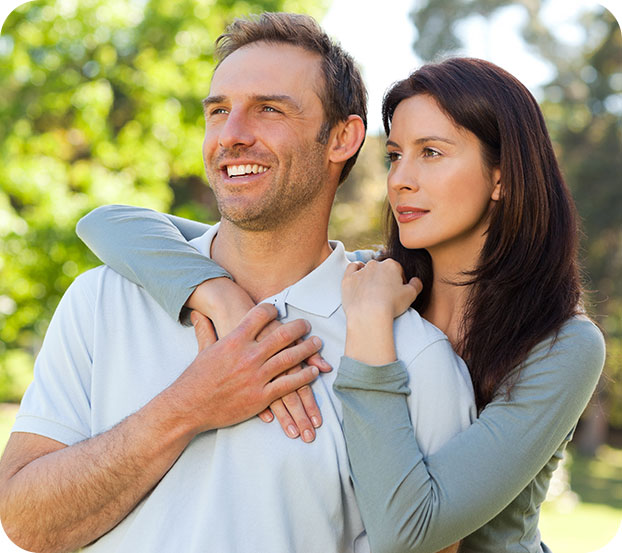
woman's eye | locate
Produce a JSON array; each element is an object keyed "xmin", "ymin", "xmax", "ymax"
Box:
[
  {"xmin": 385, "ymin": 152, "xmax": 401, "ymax": 163},
  {"xmin": 422, "ymin": 147, "xmax": 440, "ymax": 158}
]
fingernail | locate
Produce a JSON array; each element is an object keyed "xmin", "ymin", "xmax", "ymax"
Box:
[
  {"xmin": 303, "ymin": 430, "xmax": 315, "ymax": 442},
  {"xmin": 287, "ymin": 425, "xmax": 299, "ymax": 438},
  {"xmin": 312, "ymin": 336, "xmax": 322, "ymax": 348},
  {"xmin": 311, "ymin": 416, "xmax": 321, "ymax": 428},
  {"xmin": 310, "ymin": 366, "xmax": 319, "ymax": 376},
  {"xmin": 190, "ymin": 311, "xmax": 198, "ymax": 325}
]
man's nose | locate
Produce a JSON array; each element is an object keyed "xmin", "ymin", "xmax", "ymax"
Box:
[{"xmin": 218, "ymin": 109, "xmax": 256, "ymax": 149}]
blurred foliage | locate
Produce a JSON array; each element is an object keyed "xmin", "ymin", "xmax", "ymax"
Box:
[
  {"xmin": 329, "ymin": 135, "xmax": 387, "ymax": 251},
  {"xmin": 1, "ymin": 0, "xmax": 621, "ymax": 429},
  {"xmin": 0, "ymin": 0, "xmax": 327, "ymax": 401},
  {"xmin": 411, "ymin": 0, "xmax": 622, "ymax": 441}
]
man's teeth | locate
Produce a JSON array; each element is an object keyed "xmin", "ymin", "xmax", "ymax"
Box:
[{"xmin": 226, "ymin": 164, "xmax": 268, "ymax": 177}]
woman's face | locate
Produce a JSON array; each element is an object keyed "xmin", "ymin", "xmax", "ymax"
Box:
[{"xmin": 386, "ymin": 94, "xmax": 500, "ymax": 265}]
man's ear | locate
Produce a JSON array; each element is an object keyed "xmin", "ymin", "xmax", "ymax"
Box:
[
  {"xmin": 491, "ymin": 167, "xmax": 501, "ymax": 201},
  {"xmin": 327, "ymin": 115, "xmax": 366, "ymax": 164}
]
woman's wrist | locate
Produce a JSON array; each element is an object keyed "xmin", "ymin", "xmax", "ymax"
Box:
[
  {"xmin": 345, "ymin": 311, "xmax": 397, "ymax": 365},
  {"xmin": 186, "ymin": 278, "xmax": 255, "ymax": 337}
]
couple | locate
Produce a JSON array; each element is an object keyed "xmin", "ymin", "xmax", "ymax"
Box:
[{"xmin": 0, "ymin": 11, "xmax": 604, "ymax": 553}]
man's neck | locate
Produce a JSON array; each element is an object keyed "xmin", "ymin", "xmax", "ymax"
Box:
[{"xmin": 211, "ymin": 218, "xmax": 333, "ymax": 303}]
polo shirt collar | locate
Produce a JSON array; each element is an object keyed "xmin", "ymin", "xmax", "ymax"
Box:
[{"xmin": 189, "ymin": 223, "xmax": 348, "ymax": 319}]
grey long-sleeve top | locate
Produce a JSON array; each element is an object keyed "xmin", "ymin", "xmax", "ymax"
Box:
[{"xmin": 76, "ymin": 204, "xmax": 606, "ymax": 553}]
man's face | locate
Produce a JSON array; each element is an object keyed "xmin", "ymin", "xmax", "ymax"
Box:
[{"xmin": 202, "ymin": 42, "xmax": 331, "ymax": 231}]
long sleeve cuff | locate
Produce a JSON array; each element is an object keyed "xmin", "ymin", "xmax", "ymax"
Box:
[{"xmin": 334, "ymin": 356, "xmax": 411, "ymax": 395}]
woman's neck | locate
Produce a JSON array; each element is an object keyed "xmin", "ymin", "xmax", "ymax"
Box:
[{"xmin": 422, "ymin": 247, "xmax": 478, "ymax": 349}]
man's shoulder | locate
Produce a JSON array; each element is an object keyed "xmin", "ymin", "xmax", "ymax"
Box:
[
  {"xmin": 67, "ymin": 265, "xmax": 140, "ymax": 295},
  {"xmin": 63, "ymin": 265, "xmax": 159, "ymax": 317},
  {"xmin": 394, "ymin": 308, "xmax": 449, "ymax": 353}
]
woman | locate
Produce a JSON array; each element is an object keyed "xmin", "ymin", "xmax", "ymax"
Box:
[{"xmin": 77, "ymin": 58, "xmax": 605, "ymax": 552}]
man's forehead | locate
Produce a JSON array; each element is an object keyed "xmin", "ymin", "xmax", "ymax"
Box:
[
  {"xmin": 207, "ymin": 43, "xmax": 324, "ymax": 106},
  {"xmin": 210, "ymin": 41, "xmax": 322, "ymax": 86}
]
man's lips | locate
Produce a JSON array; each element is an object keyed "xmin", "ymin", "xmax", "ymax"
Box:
[{"xmin": 395, "ymin": 205, "xmax": 429, "ymax": 223}]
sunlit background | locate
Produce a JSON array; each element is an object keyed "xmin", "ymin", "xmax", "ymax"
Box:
[{"xmin": 0, "ymin": 1, "xmax": 621, "ymax": 551}]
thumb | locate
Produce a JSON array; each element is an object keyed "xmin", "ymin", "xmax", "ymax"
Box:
[
  {"xmin": 191, "ymin": 310, "xmax": 217, "ymax": 351},
  {"xmin": 408, "ymin": 277, "xmax": 423, "ymax": 296}
]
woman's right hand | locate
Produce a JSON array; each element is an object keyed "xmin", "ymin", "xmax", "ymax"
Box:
[
  {"xmin": 341, "ymin": 260, "xmax": 422, "ymax": 365},
  {"xmin": 187, "ymin": 278, "xmax": 331, "ymax": 443},
  {"xmin": 342, "ymin": 259, "xmax": 422, "ymax": 320}
]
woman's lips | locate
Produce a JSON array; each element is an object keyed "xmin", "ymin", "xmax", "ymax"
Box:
[{"xmin": 395, "ymin": 206, "xmax": 428, "ymax": 223}]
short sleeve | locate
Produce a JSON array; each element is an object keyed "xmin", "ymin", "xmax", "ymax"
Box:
[{"xmin": 12, "ymin": 270, "xmax": 100, "ymax": 445}]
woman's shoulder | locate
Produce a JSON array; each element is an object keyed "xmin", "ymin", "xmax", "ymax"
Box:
[
  {"xmin": 553, "ymin": 314, "xmax": 604, "ymax": 354},
  {"xmin": 523, "ymin": 314, "xmax": 605, "ymax": 384}
]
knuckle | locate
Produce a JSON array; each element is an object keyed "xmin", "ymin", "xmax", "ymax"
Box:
[
  {"xmin": 253, "ymin": 303, "xmax": 277, "ymax": 324},
  {"xmin": 281, "ymin": 392, "xmax": 300, "ymax": 408},
  {"xmin": 297, "ymin": 384, "xmax": 313, "ymax": 397},
  {"xmin": 279, "ymin": 348, "xmax": 296, "ymax": 368}
]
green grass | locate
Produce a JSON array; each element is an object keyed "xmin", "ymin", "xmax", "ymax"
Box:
[
  {"xmin": 541, "ymin": 501, "xmax": 620, "ymax": 552},
  {"xmin": 540, "ymin": 445, "xmax": 622, "ymax": 552},
  {"xmin": 0, "ymin": 402, "xmax": 620, "ymax": 551}
]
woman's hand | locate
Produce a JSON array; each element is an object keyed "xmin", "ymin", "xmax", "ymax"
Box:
[
  {"xmin": 341, "ymin": 260, "xmax": 422, "ymax": 365},
  {"xmin": 187, "ymin": 278, "xmax": 331, "ymax": 442}
]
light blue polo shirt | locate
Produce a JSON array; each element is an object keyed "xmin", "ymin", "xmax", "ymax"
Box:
[{"xmin": 14, "ymin": 223, "xmax": 475, "ymax": 552}]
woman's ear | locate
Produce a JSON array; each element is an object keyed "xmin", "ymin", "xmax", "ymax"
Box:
[
  {"xmin": 491, "ymin": 167, "xmax": 501, "ymax": 201},
  {"xmin": 327, "ymin": 115, "xmax": 366, "ymax": 164}
]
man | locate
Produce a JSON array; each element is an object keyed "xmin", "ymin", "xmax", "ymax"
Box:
[{"xmin": 0, "ymin": 13, "xmax": 474, "ymax": 553}]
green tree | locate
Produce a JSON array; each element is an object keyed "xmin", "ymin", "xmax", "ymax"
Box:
[
  {"xmin": 410, "ymin": 0, "xmax": 622, "ymax": 450},
  {"xmin": 0, "ymin": 0, "xmax": 327, "ymax": 401}
]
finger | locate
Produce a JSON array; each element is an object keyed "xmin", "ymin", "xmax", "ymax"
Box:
[
  {"xmin": 344, "ymin": 261, "xmax": 364, "ymax": 277},
  {"xmin": 191, "ymin": 311, "xmax": 217, "ymax": 351},
  {"xmin": 306, "ymin": 351, "xmax": 332, "ymax": 373},
  {"xmin": 282, "ymin": 386, "xmax": 317, "ymax": 443},
  {"xmin": 257, "ymin": 408, "xmax": 274, "ymax": 423},
  {"xmin": 260, "ymin": 337, "xmax": 322, "ymax": 380},
  {"xmin": 234, "ymin": 303, "xmax": 279, "ymax": 341},
  {"xmin": 256, "ymin": 319, "xmax": 283, "ymax": 343},
  {"xmin": 265, "ymin": 365, "xmax": 320, "ymax": 409},
  {"xmin": 296, "ymin": 384, "xmax": 322, "ymax": 429},
  {"xmin": 256, "ymin": 318, "xmax": 313, "ymax": 360},
  {"xmin": 269, "ymin": 399, "xmax": 300, "ymax": 439},
  {"xmin": 380, "ymin": 258, "xmax": 406, "ymax": 280}
]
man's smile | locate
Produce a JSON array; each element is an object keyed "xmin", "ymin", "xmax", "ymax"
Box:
[{"xmin": 226, "ymin": 164, "xmax": 269, "ymax": 177}]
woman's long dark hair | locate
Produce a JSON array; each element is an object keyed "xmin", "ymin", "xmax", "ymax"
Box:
[{"xmin": 382, "ymin": 58, "xmax": 582, "ymax": 411}]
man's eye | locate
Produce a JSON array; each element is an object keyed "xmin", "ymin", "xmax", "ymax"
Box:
[
  {"xmin": 262, "ymin": 106, "xmax": 279, "ymax": 113},
  {"xmin": 210, "ymin": 108, "xmax": 228, "ymax": 115}
]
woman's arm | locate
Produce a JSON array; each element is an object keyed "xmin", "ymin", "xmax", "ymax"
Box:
[
  {"xmin": 76, "ymin": 205, "xmax": 230, "ymax": 322},
  {"xmin": 333, "ymin": 316, "xmax": 605, "ymax": 553},
  {"xmin": 76, "ymin": 205, "xmax": 330, "ymax": 442}
]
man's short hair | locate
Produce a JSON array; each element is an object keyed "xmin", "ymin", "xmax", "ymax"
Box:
[{"xmin": 215, "ymin": 12, "xmax": 367, "ymax": 184}]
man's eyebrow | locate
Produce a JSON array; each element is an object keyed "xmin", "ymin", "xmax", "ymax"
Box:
[
  {"xmin": 386, "ymin": 136, "xmax": 456, "ymax": 147},
  {"xmin": 201, "ymin": 94, "xmax": 302, "ymax": 111},
  {"xmin": 253, "ymin": 94, "xmax": 301, "ymax": 110},
  {"xmin": 202, "ymin": 95, "xmax": 226, "ymax": 109}
]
